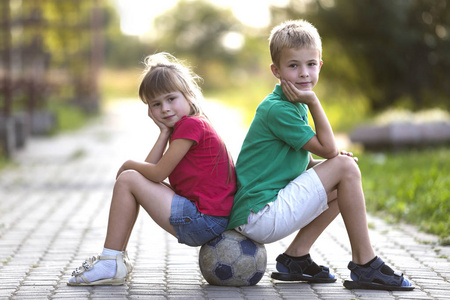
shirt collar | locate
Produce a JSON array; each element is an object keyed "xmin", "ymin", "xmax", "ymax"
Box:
[{"xmin": 273, "ymin": 84, "xmax": 289, "ymax": 102}]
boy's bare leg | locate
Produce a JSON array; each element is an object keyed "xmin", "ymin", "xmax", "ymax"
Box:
[
  {"xmin": 312, "ymin": 155, "xmax": 375, "ymax": 264},
  {"xmin": 284, "ymin": 155, "xmax": 375, "ymax": 265},
  {"xmin": 104, "ymin": 170, "xmax": 176, "ymax": 251},
  {"xmin": 284, "ymin": 191, "xmax": 339, "ymax": 257},
  {"xmin": 279, "ymin": 155, "xmax": 413, "ymax": 290}
]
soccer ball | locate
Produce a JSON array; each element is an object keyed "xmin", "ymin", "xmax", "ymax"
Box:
[{"xmin": 199, "ymin": 230, "xmax": 267, "ymax": 286}]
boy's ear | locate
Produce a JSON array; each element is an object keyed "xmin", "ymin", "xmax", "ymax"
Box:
[
  {"xmin": 319, "ymin": 60, "xmax": 323, "ymax": 70},
  {"xmin": 270, "ymin": 63, "xmax": 281, "ymax": 79}
]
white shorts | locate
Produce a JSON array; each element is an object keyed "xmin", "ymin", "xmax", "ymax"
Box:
[{"xmin": 235, "ymin": 168, "xmax": 328, "ymax": 244}]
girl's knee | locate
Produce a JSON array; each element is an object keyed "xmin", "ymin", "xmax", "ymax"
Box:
[
  {"xmin": 115, "ymin": 170, "xmax": 142, "ymax": 187},
  {"xmin": 115, "ymin": 169, "xmax": 162, "ymax": 194}
]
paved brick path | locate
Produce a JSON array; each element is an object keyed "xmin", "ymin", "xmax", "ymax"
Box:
[{"xmin": 0, "ymin": 100, "xmax": 449, "ymax": 299}]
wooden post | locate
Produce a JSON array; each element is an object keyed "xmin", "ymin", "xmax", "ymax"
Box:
[{"xmin": 1, "ymin": 0, "xmax": 12, "ymax": 118}]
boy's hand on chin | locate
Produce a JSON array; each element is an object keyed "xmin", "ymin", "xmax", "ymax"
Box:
[{"xmin": 281, "ymin": 79, "xmax": 317, "ymax": 105}]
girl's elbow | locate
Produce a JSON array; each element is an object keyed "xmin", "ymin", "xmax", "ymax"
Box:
[
  {"xmin": 142, "ymin": 163, "xmax": 168, "ymax": 183},
  {"xmin": 149, "ymin": 168, "xmax": 171, "ymax": 183},
  {"xmin": 146, "ymin": 173, "xmax": 166, "ymax": 183}
]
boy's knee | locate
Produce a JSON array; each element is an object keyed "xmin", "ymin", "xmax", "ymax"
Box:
[{"xmin": 334, "ymin": 155, "xmax": 361, "ymax": 179}]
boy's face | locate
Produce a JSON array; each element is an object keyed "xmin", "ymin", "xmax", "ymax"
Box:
[{"xmin": 271, "ymin": 47, "xmax": 322, "ymax": 91}]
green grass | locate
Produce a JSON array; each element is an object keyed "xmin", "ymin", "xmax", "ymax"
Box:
[
  {"xmin": 47, "ymin": 100, "xmax": 93, "ymax": 133},
  {"xmin": 358, "ymin": 147, "xmax": 450, "ymax": 242},
  {"xmin": 0, "ymin": 155, "xmax": 8, "ymax": 169}
]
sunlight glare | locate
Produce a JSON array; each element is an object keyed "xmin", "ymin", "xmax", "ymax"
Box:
[
  {"xmin": 213, "ymin": 0, "xmax": 289, "ymax": 28},
  {"xmin": 222, "ymin": 31, "xmax": 245, "ymax": 51},
  {"xmin": 115, "ymin": 0, "xmax": 178, "ymax": 36},
  {"xmin": 114, "ymin": 0, "xmax": 290, "ymax": 36}
]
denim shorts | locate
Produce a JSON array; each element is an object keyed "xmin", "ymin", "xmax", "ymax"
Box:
[{"xmin": 169, "ymin": 194, "xmax": 229, "ymax": 247}]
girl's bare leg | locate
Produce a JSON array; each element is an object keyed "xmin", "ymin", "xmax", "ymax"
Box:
[
  {"xmin": 104, "ymin": 169, "xmax": 176, "ymax": 251},
  {"xmin": 69, "ymin": 169, "xmax": 176, "ymax": 284}
]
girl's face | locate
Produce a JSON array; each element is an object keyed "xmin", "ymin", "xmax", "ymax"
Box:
[
  {"xmin": 271, "ymin": 47, "xmax": 322, "ymax": 91},
  {"xmin": 148, "ymin": 91, "xmax": 192, "ymax": 127}
]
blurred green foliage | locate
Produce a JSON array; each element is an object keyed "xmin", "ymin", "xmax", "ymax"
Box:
[
  {"xmin": 1, "ymin": 0, "xmax": 447, "ymax": 238},
  {"xmin": 103, "ymin": 0, "xmax": 449, "ymax": 131},
  {"xmin": 100, "ymin": 68, "xmax": 143, "ymax": 101},
  {"xmin": 1, "ymin": 0, "xmax": 105, "ymax": 126},
  {"xmin": 274, "ymin": 0, "xmax": 450, "ymax": 112}
]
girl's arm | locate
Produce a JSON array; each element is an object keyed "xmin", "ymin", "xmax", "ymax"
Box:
[
  {"xmin": 145, "ymin": 130, "xmax": 171, "ymax": 163},
  {"xmin": 281, "ymin": 80, "xmax": 338, "ymax": 159},
  {"xmin": 145, "ymin": 104, "xmax": 171, "ymax": 164},
  {"xmin": 117, "ymin": 138, "xmax": 194, "ymax": 182}
]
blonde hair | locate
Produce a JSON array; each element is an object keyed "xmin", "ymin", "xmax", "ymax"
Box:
[
  {"xmin": 269, "ymin": 19, "xmax": 322, "ymax": 66},
  {"xmin": 139, "ymin": 52, "xmax": 204, "ymax": 116}
]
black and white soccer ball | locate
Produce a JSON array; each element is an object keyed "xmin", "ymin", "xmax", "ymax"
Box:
[{"xmin": 199, "ymin": 230, "xmax": 267, "ymax": 286}]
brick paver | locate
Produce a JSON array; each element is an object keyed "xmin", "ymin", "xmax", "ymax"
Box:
[{"xmin": 0, "ymin": 100, "xmax": 449, "ymax": 299}]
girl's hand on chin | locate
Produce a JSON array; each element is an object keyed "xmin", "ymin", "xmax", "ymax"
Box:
[{"xmin": 148, "ymin": 105, "xmax": 171, "ymax": 133}]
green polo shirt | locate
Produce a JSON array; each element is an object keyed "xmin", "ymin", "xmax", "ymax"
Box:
[{"xmin": 227, "ymin": 84, "xmax": 315, "ymax": 229}]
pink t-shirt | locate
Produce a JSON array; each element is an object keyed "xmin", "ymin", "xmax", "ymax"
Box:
[{"xmin": 169, "ymin": 116, "xmax": 236, "ymax": 216}]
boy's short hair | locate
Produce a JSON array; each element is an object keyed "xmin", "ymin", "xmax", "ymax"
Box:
[{"xmin": 269, "ymin": 19, "xmax": 322, "ymax": 66}]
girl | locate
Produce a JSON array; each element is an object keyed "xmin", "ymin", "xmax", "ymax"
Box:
[{"xmin": 68, "ymin": 53, "xmax": 236, "ymax": 286}]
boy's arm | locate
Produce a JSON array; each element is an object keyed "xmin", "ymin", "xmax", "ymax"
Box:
[
  {"xmin": 282, "ymin": 80, "xmax": 338, "ymax": 159},
  {"xmin": 303, "ymin": 98, "xmax": 338, "ymax": 158},
  {"xmin": 308, "ymin": 152, "xmax": 358, "ymax": 170},
  {"xmin": 307, "ymin": 154, "xmax": 324, "ymax": 169}
]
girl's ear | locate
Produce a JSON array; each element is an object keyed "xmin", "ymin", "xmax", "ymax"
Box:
[{"xmin": 270, "ymin": 64, "xmax": 281, "ymax": 79}]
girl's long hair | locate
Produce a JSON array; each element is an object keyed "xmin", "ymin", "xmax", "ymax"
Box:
[
  {"xmin": 139, "ymin": 52, "xmax": 203, "ymax": 117},
  {"xmin": 139, "ymin": 52, "xmax": 234, "ymax": 183}
]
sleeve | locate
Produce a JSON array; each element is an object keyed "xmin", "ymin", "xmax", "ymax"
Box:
[
  {"xmin": 171, "ymin": 117, "xmax": 203, "ymax": 144},
  {"xmin": 266, "ymin": 102, "xmax": 315, "ymax": 151}
]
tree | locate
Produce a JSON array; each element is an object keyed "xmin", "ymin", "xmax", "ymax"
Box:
[
  {"xmin": 151, "ymin": 0, "xmax": 243, "ymax": 89},
  {"xmin": 273, "ymin": 0, "xmax": 450, "ymax": 111}
]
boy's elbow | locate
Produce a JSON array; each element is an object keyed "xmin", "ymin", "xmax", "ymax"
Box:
[
  {"xmin": 321, "ymin": 146, "xmax": 339, "ymax": 159},
  {"xmin": 305, "ymin": 138, "xmax": 339, "ymax": 159}
]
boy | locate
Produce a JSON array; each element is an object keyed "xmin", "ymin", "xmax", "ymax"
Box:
[{"xmin": 226, "ymin": 19, "xmax": 414, "ymax": 291}]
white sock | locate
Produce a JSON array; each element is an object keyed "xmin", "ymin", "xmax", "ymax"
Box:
[{"xmin": 69, "ymin": 248, "xmax": 121, "ymax": 283}]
